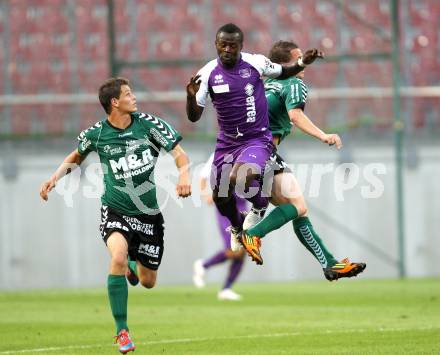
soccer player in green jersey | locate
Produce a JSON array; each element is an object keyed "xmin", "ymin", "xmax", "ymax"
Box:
[
  {"xmin": 239, "ymin": 41, "xmax": 366, "ymax": 281},
  {"xmin": 39, "ymin": 77, "xmax": 191, "ymax": 353}
]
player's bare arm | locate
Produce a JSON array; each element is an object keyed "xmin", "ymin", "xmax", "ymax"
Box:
[
  {"xmin": 277, "ymin": 49, "xmax": 324, "ymax": 79},
  {"xmin": 39, "ymin": 149, "xmax": 87, "ymax": 201},
  {"xmin": 186, "ymin": 74, "xmax": 204, "ymax": 122},
  {"xmin": 288, "ymin": 108, "xmax": 342, "ymax": 149},
  {"xmin": 171, "ymin": 144, "xmax": 192, "ymax": 198}
]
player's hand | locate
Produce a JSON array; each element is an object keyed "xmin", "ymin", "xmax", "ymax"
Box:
[
  {"xmin": 40, "ymin": 176, "xmax": 57, "ymax": 201},
  {"xmin": 321, "ymin": 133, "xmax": 342, "ymax": 149},
  {"xmin": 302, "ymin": 49, "xmax": 324, "ymax": 65},
  {"xmin": 176, "ymin": 175, "xmax": 192, "ymax": 198},
  {"xmin": 186, "ymin": 75, "xmax": 201, "ymax": 97}
]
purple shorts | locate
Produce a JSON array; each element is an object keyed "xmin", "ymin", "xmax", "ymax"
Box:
[{"xmin": 211, "ymin": 131, "xmax": 274, "ymax": 189}]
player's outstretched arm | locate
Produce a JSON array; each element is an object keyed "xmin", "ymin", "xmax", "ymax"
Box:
[
  {"xmin": 288, "ymin": 108, "xmax": 342, "ymax": 149},
  {"xmin": 39, "ymin": 149, "xmax": 86, "ymax": 201},
  {"xmin": 278, "ymin": 49, "xmax": 324, "ymax": 79},
  {"xmin": 171, "ymin": 144, "xmax": 192, "ymax": 198},
  {"xmin": 186, "ymin": 74, "xmax": 204, "ymax": 122}
]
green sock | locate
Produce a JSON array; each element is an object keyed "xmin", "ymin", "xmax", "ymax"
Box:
[
  {"xmin": 107, "ymin": 274, "xmax": 128, "ymax": 334},
  {"xmin": 293, "ymin": 217, "xmax": 338, "ymax": 268},
  {"xmin": 128, "ymin": 258, "xmax": 138, "ymax": 277},
  {"xmin": 247, "ymin": 204, "xmax": 298, "ymax": 238}
]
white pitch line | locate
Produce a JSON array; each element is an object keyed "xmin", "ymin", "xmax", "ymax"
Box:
[{"xmin": 0, "ymin": 326, "xmax": 437, "ymax": 354}]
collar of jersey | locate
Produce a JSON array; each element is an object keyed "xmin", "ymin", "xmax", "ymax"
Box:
[
  {"xmin": 105, "ymin": 114, "xmax": 135, "ymax": 131},
  {"xmin": 217, "ymin": 53, "xmax": 242, "ymax": 70}
]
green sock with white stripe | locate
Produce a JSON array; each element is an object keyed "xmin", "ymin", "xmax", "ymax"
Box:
[{"xmin": 292, "ymin": 217, "xmax": 338, "ymax": 268}]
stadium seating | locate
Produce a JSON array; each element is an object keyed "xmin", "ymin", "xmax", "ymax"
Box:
[{"xmin": 1, "ymin": 0, "xmax": 438, "ymax": 135}]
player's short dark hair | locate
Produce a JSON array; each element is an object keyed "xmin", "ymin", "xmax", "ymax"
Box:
[
  {"xmin": 268, "ymin": 41, "xmax": 299, "ymax": 64},
  {"xmin": 216, "ymin": 23, "xmax": 244, "ymax": 43},
  {"xmin": 98, "ymin": 77, "xmax": 130, "ymax": 114}
]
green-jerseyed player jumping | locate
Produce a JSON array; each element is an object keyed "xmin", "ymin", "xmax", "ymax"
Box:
[
  {"xmin": 40, "ymin": 77, "xmax": 191, "ymax": 353},
  {"xmin": 239, "ymin": 41, "xmax": 366, "ymax": 281}
]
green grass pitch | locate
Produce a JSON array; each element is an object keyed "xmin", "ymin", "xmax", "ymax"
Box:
[{"xmin": 1, "ymin": 278, "xmax": 439, "ymax": 354}]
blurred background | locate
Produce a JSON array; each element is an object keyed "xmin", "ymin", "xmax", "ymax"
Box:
[{"xmin": 0, "ymin": 0, "xmax": 439, "ymax": 289}]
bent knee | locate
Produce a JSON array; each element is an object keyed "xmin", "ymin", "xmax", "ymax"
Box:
[
  {"xmin": 287, "ymin": 200, "xmax": 307, "ymax": 217},
  {"xmin": 139, "ymin": 277, "xmax": 156, "ymax": 289},
  {"xmin": 111, "ymin": 254, "xmax": 128, "ymax": 269},
  {"xmin": 296, "ymin": 204, "xmax": 307, "ymax": 217}
]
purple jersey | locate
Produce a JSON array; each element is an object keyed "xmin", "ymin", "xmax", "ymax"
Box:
[{"xmin": 196, "ymin": 53, "xmax": 282, "ymax": 139}]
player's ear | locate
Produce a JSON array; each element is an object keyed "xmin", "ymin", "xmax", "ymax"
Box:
[{"xmin": 111, "ymin": 97, "xmax": 118, "ymax": 107}]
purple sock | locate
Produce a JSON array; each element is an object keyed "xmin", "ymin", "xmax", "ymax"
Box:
[
  {"xmin": 244, "ymin": 179, "xmax": 269, "ymax": 209},
  {"xmin": 223, "ymin": 258, "xmax": 244, "ymax": 289},
  {"xmin": 203, "ymin": 250, "xmax": 227, "ymax": 269}
]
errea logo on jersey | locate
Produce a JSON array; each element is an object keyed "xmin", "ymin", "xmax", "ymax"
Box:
[
  {"xmin": 244, "ymin": 84, "xmax": 256, "ymax": 123},
  {"xmin": 244, "ymin": 83, "xmax": 254, "ymax": 96},
  {"xmin": 214, "ymin": 74, "xmax": 224, "ymax": 84}
]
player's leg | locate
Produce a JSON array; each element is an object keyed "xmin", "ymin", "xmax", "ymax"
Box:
[
  {"xmin": 106, "ymin": 231, "xmax": 135, "ymax": 354},
  {"xmin": 244, "ymin": 152, "xmax": 306, "ymax": 237},
  {"xmin": 231, "ymin": 144, "xmax": 271, "ymax": 211},
  {"xmin": 136, "ymin": 263, "xmax": 157, "ymax": 288},
  {"xmin": 131, "ymin": 213, "xmax": 165, "ymax": 288},
  {"xmin": 218, "ymin": 256, "xmax": 244, "ymax": 301},
  {"xmin": 219, "ymin": 250, "xmax": 245, "ymax": 301},
  {"xmin": 219, "ymin": 196, "xmax": 246, "ymax": 300},
  {"xmin": 272, "ymin": 173, "xmax": 366, "ymax": 280},
  {"xmin": 229, "ymin": 141, "xmax": 273, "ymax": 257},
  {"xmin": 193, "ymin": 209, "xmax": 229, "ymax": 288},
  {"xmin": 194, "ymin": 203, "xmax": 245, "ymax": 289},
  {"xmin": 238, "ymin": 152, "xmax": 301, "ymax": 264},
  {"xmin": 212, "ymin": 149, "xmax": 243, "ymax": 230},
  {"xmin": 269, "ymin": 172, "xmax": 338, "ymax": 267},
  {"xmin": 240, "ymin": 169, "xmax": 305, "ymax": 264}
]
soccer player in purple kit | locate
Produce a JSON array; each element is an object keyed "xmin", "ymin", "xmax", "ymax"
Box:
[{"xmin": 186, "ymin": 23, "xmax": 323, "ymax": 251}]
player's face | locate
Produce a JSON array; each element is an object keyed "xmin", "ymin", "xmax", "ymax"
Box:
[
  {"xmin": 290, "ymin": 48, "xmax": 305, "ymax": 79},
  {"xmin": 215, "ymin": 32, "xmax": 243, "ymax": 68},
  {"xmin": 116, "ymin": 85, "xmax": 137, "ymax": 113}
]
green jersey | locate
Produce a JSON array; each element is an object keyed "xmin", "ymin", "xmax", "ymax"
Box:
[
  {"xmin": 264, "ymin": 77, "xmax": 308, "ymax": 143},
  {"xmin": 77, "ymin": 112, "xmax": 182, "ymax": 216}
]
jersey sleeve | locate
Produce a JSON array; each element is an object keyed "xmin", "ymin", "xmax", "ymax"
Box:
[
  {"xmin": 142, "ymin": 113, "xmax": 182, "ymax": 152},
  {"xmin": 195, "ymin": 59, "xmax": 217, "ymax": 107},
  {"xmin": 77, "ymin": 124, "xmax": 99, "ymax": 155},
  {"xmin": 283, "ymin": 79, "xmax": 308, "ymax": 111},
  {"xmin": 242, "ymin": 53, "xmax": 282, "ymax": 78}
]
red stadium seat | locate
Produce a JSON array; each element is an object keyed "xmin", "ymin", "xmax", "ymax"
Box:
[
  {"xmin": 305, "ymin": 61, "xmax": 338, "ymax": 87},
  {"xmin": 2, "ymin": 0, "xmax": 438, "ymax": 137}
]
